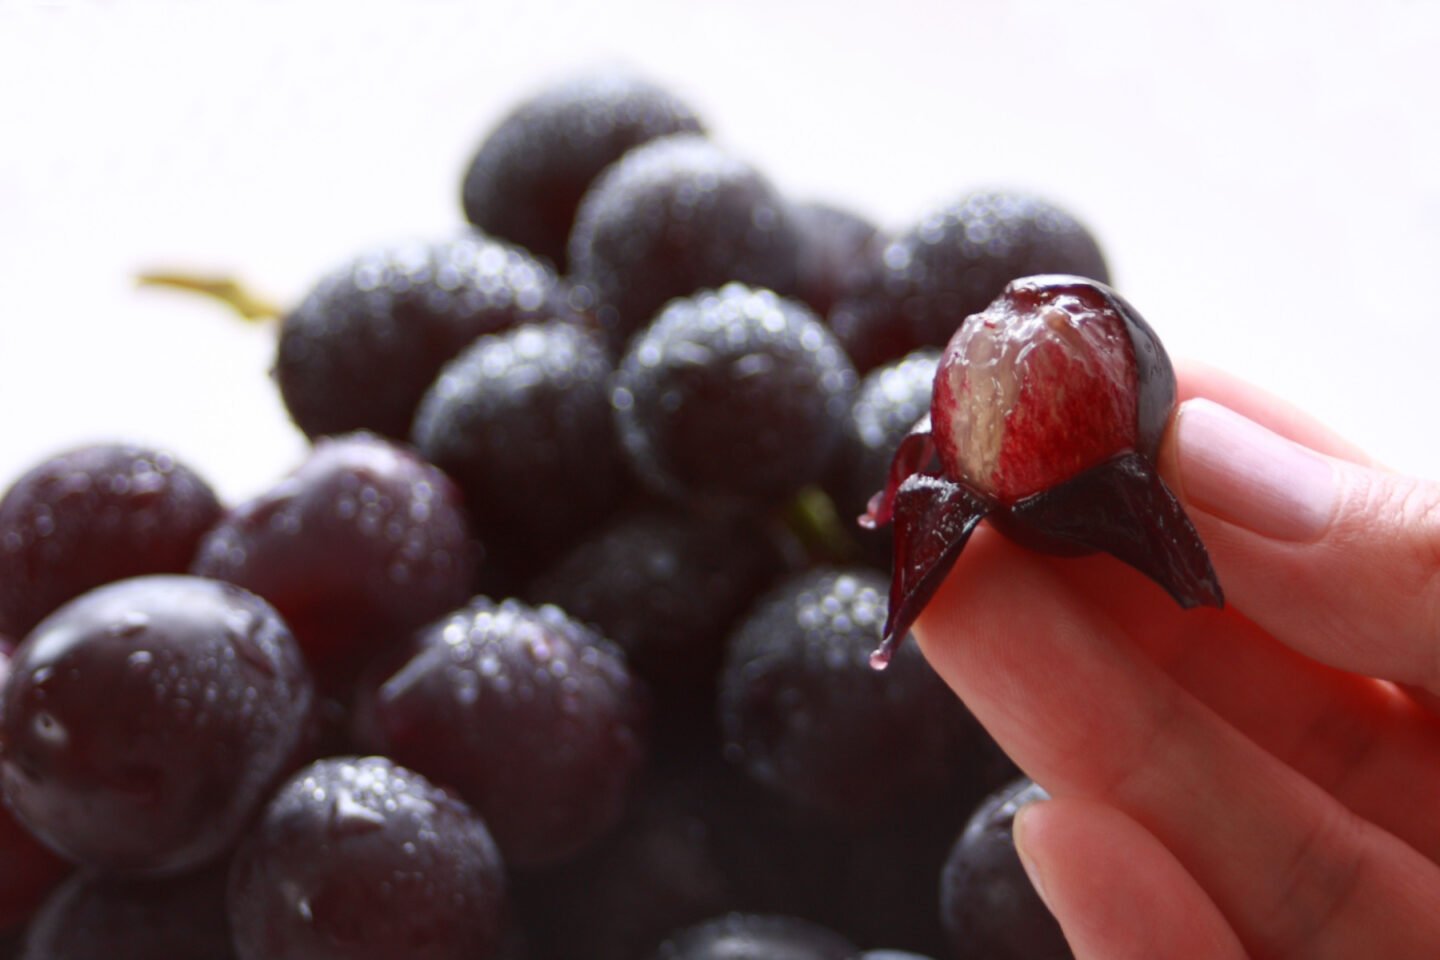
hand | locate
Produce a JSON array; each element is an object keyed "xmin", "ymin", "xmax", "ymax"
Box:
[{"xmin": 914, "ymin": 360, "xmax": 1440, "ymax": 959}]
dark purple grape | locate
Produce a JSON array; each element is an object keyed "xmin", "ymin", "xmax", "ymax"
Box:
[
  {"xmin": 411, "ymin": 322, "xmax": 624, "ymax": 577},
  {"xmin": 613, "ymin": 284, "xmax": 856, "ymax": 512},
  {"xmin": 826, "ymin": 349, "xmax": 940, "ymax": 566},
  {"xmin": 354, "ymin": 598, "xmax": 647, "ymax": 867},
  {"xmin": 19, "ymin": 864, "xmax": 234, "ymax": 960},
  {"xmin": 859, "ymin": 953, "xmax": 936, "ymax": 960},
  {"xmin": 831, "ymin": 190, "xmax": 1109, "ymax": 371},
  {"xmin": 228, "ymin": 756, "xmax": 507, "ymax": 960},
  {"xmin": 0, "ymin": 575, "xmax": 312, "ymax": 875},
  {"xmin": 525, "ymin": 508, "xmax": 779, "ymax": 746},
  {"xmin": 569, "ymin": 135, "xmax": 801, "ymax": 352},
  {"xmin": 511, "ymin": 760, "xmax": 736, "ymax": 960},
  {"xmin": 719, "ymin": 567, "xmax": 966, "ymax": 824},
  {"xmin": 461, "ymin": 69, "xmax": 705, "ymax": 270},
  {"xmin": 0, "ymin": 444, "xmax": 221, "ymax": 638},
  {"xmin": 275, "ymin": 235, "xmax": 571, "ymax": 441},
  {"xmin": 653, "ymin": 914, "xmax": 855, "ymax": 960},
  {"xmin": 940, "ymin": 779, "xmax": 1071, "ymax": 960},
  {"xmin": 791, "ymin": 200, "xmax": 882, "ymax": 320},
  {"xmin": 1, "ymin": 644, "xmax": 70, "ymax": 933},
  {"xmin": 190, "ymin": 433, "xmax": 476, "ymax": 684}
]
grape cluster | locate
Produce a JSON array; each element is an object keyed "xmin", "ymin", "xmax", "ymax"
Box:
[{"xmin": 0, "ymin": 68, "xmax": 1103, "ymax": 958}]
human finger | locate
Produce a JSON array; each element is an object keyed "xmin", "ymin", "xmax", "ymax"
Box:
[
  {"xmin": 1013, "ymin": 796, "xmax": 1247, "ymax": 960},
  {"xmin": 914, "ymin": 531, "xmax": 1440, "ymax": 958},
  {"xmin": 1160, "ymin": 396, "xmax": 1440, "ymax": 694},
  {"xmin": 1172, "ymin": 358, "xmax": 1374, "ymax": 467},
  {"xmin": 1052, "ymin": 551, "xmax": 1440, "ymax": 862}
]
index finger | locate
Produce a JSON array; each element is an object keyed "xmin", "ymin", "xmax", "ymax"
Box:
[{"xmin": 1160, "ymin": 365, "xmax": 1440, "ymax": 694}]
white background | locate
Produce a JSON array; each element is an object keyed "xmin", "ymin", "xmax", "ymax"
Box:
[{"xmin": 1, "ymin": 1, "xmax": 1436, "ymax": 502}]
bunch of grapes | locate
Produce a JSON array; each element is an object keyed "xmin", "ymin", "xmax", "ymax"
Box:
[{"xmin": 0, "ymin": 68, "xmax": 1108, "ymax": 959}]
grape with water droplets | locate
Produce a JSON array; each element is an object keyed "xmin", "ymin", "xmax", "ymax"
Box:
[
  {"xmin": 0, "ymin": 575, "xmax": 312, "ymax": 875},
  {"xmin": 412, "ymin": 322, "xmax": 625, "ymax": 577},
  {"xmin": 461, "ymin": 68, "xmax": 706, "ymax": 269},
  {"xmin": 354, "ymin": 597, "xmax": 647, "ymax": 867},
  {"xmin": 612, "ymin": 284, "xmax": 856, "ymax": 512},
  {"xmin": 227, "ymin": 756, "xmax": 507, "ymax": 960},
  {"xmin": 190, "ymin": 432, "xmax": 477, "ymax": 684},
  {"xmin": 275, "ymin": 235, "xmax": 570, "ymax": 441},
  {"xmin": 0, "ymin": 444, "xmax": 221, "ymax": 639},
  {"xmin": 569, "ymin": 135, "xmax": 802, "ymax": 352}
]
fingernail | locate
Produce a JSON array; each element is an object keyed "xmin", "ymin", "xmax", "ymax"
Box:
[
  {"xmin": 1012, "ymin": 802, "xmax": 1054, "ymax": 913},
  {"xmin": 1174, "ymin": 399, "xmax": 1336, "ymax": 542}
]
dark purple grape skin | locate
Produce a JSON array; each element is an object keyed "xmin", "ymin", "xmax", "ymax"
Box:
[
  {"xmin": 510, "ymin": 760, "xmax": 736, "ymax": 960},
  {"xmin": 353, "ymin": 597, "xmax": 647, "ymax": 867},
  {"xmin": 831, "ymin": 190, "xmax": 1109, "ymax": 371},
  {"xmin": 827, "ymin": 348, "xmax": 940, "ymax": 566},
  {"xmin": 791, "ymin": 201, "xmax": 882, "ymax": 320},
  {"xmin": 227, "ymin": 756, "xmax": 507, "ymax": 960},
  {"xmin": 569, "ymin": 135, "xmax": 802, "ymax": 353},
  {"xmin": 190, "ymin": 432, "xmax": 477, "ymax": 685},
  {"xmin": 19, "ymin": 864, "xmax": 234, "ymax": 960},
  {"xmin": 0, "ymin": 575, "xmax": 313, "ymax": 875},
  {"xmin": 719, "ymin": 567, "xmax": 967, "ymax": 824},
  {"xmin": 0, "ymin": 646, "xmax": 71, "ymax": 934},
  {"xmin": 613, "ymin": 284, "xmax": 856, "ymax": 512},
  {"xmin": 652, "ymin": 914, "xmax": 856, "ymax": 960},
  {"xmin": 275, "ymin": 234, "xmax": 572, "ymax": 441},
  {"xmin": 525, "ymin": 508, "xmax": 780, "ymax": 749},
  {"xmin": 0, "ymin": 444, "xmax": 221, "ymax": 639},
  {"xmin": 941, "ymin": 779, "xmax": 1072, "ymax": 960},
  {"xmin": 859, "ymin": 953, "xmax": 937, "ymax": 960},
  {"xmin": 411, "ymin": 322, "xmax": 625, "ymax": 577},
  {"xmin": 461, "ymin": 69, "xmax": 706, "ymax": 270}
]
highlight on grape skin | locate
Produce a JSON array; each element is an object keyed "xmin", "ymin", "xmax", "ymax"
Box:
[{"xmin": 864, "ymin": 274, "xmax": 1223, "ymax": 669}]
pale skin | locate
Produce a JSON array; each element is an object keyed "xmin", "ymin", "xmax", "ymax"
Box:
[{"xmin": 914, "ymin": 359, "xmax": 1440, "ymax": 959}]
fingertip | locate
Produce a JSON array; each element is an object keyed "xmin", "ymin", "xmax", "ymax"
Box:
[{"xmin": 1011, "ymin": 797, "xmax": 1055, "ymax": 915}]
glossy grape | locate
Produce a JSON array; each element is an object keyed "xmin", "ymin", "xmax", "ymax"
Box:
[
  {"xmin": 0, "ymin": 575, "xmax": 312, "ymax": 874},
  {"xmin": 940, "ymin": 778, "xmax": 1071, "ymax": 960},
  {"xmin": 191, "ymin": 433, "xmax": 477, "ymax": 683},
  {"xmin": 0, "ymin": 444, "xmax": 220, "ymax": 638},
  {"xmin": 653, "ymin": 914, "xmax": 855, "ymax": 960},
  {"xmin": 461, "ymin": 68, "xmax": 705, "ymax": 269},
  {"xmin": 276, "ymin": 235, "xmax": 569, "ymax": 440},
  {"xmin": 412, "ymin": 322, "xmax": 625, "ymax": 577},
  {"xmin": 831, "ymin": 190, "xmax": 1108, "ymax": 370},
  {"xmin": 613, "ymin": 284, "xmax": 856, "ymax": 512},
  {"xmin": 228, "ymin": 756, "xmax": 507, "ymax": 960},
  {"xmin": 719, "ymin": 568, "xmax": 967, "ymax": 823},
  {"xmin": 570, "ymin": 135, "xmax": 801, "ymax": 352},
  {"xmin": 354, "ymin": 597, "xmax": 647, "ymax": 866}
]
